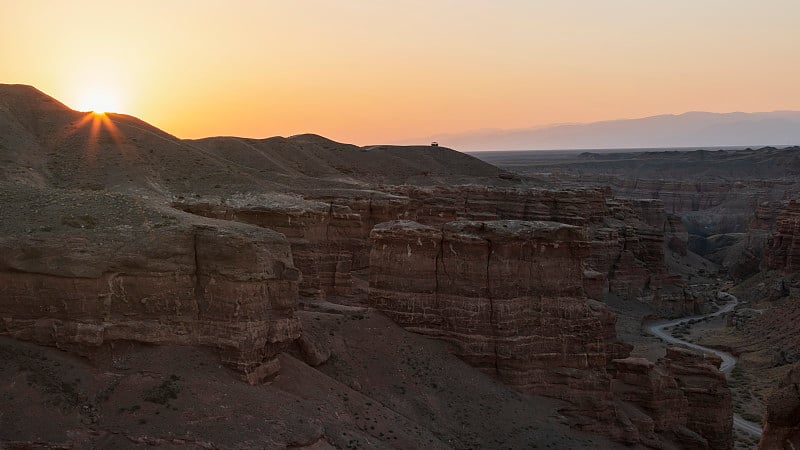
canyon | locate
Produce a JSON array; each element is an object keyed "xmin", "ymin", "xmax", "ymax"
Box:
[
  {"xmin": 1, "ymin": 84, "xmax": 797, "ymax": 449},
  {"xmin": 480, "ymin": 147, "xmax": 800, "ymax": 449}
]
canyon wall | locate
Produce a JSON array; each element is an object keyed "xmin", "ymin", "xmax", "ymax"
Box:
[
  {"xmin": 763, "ymin": 200, "xmax": 800, "ymax": 273},
  {"xmin": 0, "ymin": 220, "xmax": 301, "ymax": 384},
  {"xmin": 759, "ymin": 364, "xmax": 800, "ymax": 449},
  {"xmin": 368, "ymin": 219, "xmax": 731, "ymax": 447},
  {"xmin": 591, "ymin": 199, "xmax": 694, "ymax": 315},
  {"xmin": 175, "ymin": 186, "xmax": 692, "ymax": 315},
  {"xmin": 662, "ymin": 347, "xmax": 733, "ymax": 450},
  {"xmin": 175, "ymin": 191, "xmax": 413, "ymax": 298},
  {"xmin": 368, "ymin": 219, "xmax": 627, "ymax": 400},
  {"xmin": 543, "ymin": 175, "xmax": 795, "ymax": 235},
  {"xmin": 610, "ymin": 348, "xmax": 733, "ymax": 450}
]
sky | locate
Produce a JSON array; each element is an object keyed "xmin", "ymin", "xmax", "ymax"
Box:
[{"xmin": 1, "ymin": 1, "xmax": 799, "ymax": 145}]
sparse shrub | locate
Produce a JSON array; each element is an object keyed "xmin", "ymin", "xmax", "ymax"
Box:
[{"xmin": 143, "ymin": 374, "xmax": 181, "ymax": 405}]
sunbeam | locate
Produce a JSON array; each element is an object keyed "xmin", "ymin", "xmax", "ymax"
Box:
[{"xmin": 56, "ymin": 112, "xmax": 128, "ymax": 162}]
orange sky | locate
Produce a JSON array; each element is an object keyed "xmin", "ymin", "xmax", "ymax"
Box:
[{"xmin": 2, "ymin": 1, "xmax": 799, "ymax": 145}]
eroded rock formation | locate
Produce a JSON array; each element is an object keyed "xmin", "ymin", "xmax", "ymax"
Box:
[
  {"xmin": 760, "ymin": 364, "xmax": 800, "ymax": 449},
  {"xmin": 369, "ymin": 220, "xmax": 732, "ymax": 447},
  {"xmin": 663, "ymin": 347, "xmax": 733, "ymax": 450},
  {"xmin": 369, "ymin": 219, "xmax": 628, "ymax": 401},
  {"xmin": 175, "ymin": 186, "xmax": 692, "ymax": 315},
  {"xmin": 588, "ymin": 199, "xmax": 694, "ymax": 315},
  {"xmin": 764, "ymin": 200, "xmax": 800, "ymax": 273},
  {"xmin": 0, "ymin": 211, "xmax": 301, "ymax": 384},
  {"xmin": 0, "ymin": 84, "xmax": 739, "ymax": 448},
  {"xmin": 610, "ymin": 357, "xmax": 695, "ymax": 445}
]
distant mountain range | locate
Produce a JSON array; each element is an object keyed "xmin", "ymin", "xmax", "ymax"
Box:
[{"xmin": 402, "ymin": 111, "xmax": 800, "ymax": 151}]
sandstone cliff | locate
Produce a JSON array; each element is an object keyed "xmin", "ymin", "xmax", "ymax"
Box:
[
  {"xmin": 480, "ymin": 149, "xmax": 800, "ymax": 287},
  {"xmin": 610, "ymin": 350, "xmax": 734, "ymax": 449},
  {"xmin": 369, "ymin": 219, "xmax": 628, "ymax": 400},
  {"xmin": 0, "ymin": 186, "xmax": 301, "ymax": 383},
  {"xmin": 662, "ymin": 347, "xmax": 733, "ymax": 450},
  {"xmin": 764, "ymin": 200, "xmax": 800, "ymax": 273},
  {"xmin": 589, "ymin": 198, "xmax": 694, "ymax": 315},
  {"xmin": 0, "ymin": 84, "xmax": 738, "ymax": 448},
  {"xmin": 368, "ymin": 220, "xmax": 732, "ymax": 447},
  {"xmin": 175, "ymin": 185, "xmax": 692, "ymax": 315},
  {"xmin": 760, "ymin": 363, "xmax": 800, "ymax": 449}
]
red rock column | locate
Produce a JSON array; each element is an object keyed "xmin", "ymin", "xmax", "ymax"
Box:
[
  {"xmin": 664, "ymin": 347, "xmax": 733, "ymax": 450},
  {"xmin": 759, "ymin": 364, "xmax": 800, "ymax": 449}
]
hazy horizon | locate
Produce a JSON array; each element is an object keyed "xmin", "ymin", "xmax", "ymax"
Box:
[
  {"xmin": 405, "ymin": 110, "xmax": 800, "ymax": 151},
  {"xmin": 2, "ymin": 1, "xmax": 799, "ymax": 145}
]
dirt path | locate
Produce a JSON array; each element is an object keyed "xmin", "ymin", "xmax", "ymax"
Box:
[{"xmin": 645, "ymin": 293, "xmax": 763, "ymax": 438}]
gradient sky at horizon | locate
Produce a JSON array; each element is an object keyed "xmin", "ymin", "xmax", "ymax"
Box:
[{"xmin": 2, "ymin": 0, "xmax": 799, "ymax": 145}]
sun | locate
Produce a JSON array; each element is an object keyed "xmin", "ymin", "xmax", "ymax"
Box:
[{"xmin": 74, "ymin": 87, "xmax": 122, "ymax": 114}]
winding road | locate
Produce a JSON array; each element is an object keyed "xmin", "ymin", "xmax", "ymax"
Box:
[{"xmin": 645, "ymin": 293, "xmax": 764, "ymax": 438}]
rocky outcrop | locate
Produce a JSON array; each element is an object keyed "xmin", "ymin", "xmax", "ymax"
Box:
[
  {"xmin": 389, "ymin": 189, "xmax": 690, "ymax": 314},
  {"xmin": 600, "ymin": 179, "xmax": 759, "ymax": 224},
  {"xmin": 751, "ymin": 201, "xmax": 784, "ymax": 232},
  {"xmin": 611, "ymin": 357, "xmax": 689, "ymax": 434},
  {"xmin": 663, "ymin": 347, "xmax": 733, "ymax": 450},
  {"xmin": 588, "ymin": 199, "xmax": 694, "ymax": 315},
  {"xmin": 484, "ymin": 147, "xmax": 800, "ymax": 288},
  {"xmin": 665, "ymin": 213, "xmax": 689, "ymax": 256},
  {"xmin": 369, "ymin": 220, "xmax": 732, "ymax": 447},
  {"xmin": 174, "ymin": 192, "xmax": 409, "ymax": 298},
  {"xmin": 384, "ymin": 185, "xmax": 612, "ymax": 226},
  {"xmin": 369, "ymin": 220, "xmax": 629, "ymax": 402},
  {"xmin": 0, "ymin": 219, "xmax": 301, "ymax": 384},
  {"xmin": 536, "ymin": 174, "xmax": 797, "ymax": 235},
  {"xmin": 609, "ymin": 347, "xmax": 733, "ymax": 449},
  {"xmin": 176, "ymin": 186, "xmax": 690, "ymax": 316},
  {"xmin": 760, "ymin": 364, "xmax": 800, "ymax": 449},
  {"xmin": 764, "ymin": 200, "xmax": 800, "ymax": 273}
]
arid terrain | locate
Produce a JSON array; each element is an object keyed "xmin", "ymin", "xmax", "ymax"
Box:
[
  {"xmin": 1, "ymin": 84, "xmax": 798, "ymax": 449},
  {"xmin": 475, "ymin": 148, "xmax": 800, "ymax": 449}
]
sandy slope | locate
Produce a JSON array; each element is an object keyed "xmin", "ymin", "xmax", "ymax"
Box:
[{"xmin": 0, "ymin": 310, "xmax": 622, "ymax": 449}]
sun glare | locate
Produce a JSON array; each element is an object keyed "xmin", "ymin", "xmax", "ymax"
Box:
[{"xmin": 74, "ymin": 87, "xmax": 122, "ymax": 114}]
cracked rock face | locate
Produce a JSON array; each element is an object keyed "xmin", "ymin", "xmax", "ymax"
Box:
[
  {"xmin": 176, "ymin": 186, "xmax": 692, "ymax": 315},
  {"xmin": 662, "ymin": 347, "xmax": 733, "ymax": 450},
  {"xmin": 760, "ymin": 364, "xmax": 800, "ymax": 449},
  {"xmin": 368, "ymin": 219, "xmax": 629, "ymax": 400},
  {"xmin": 0, "ymin": 195, "xmax": 301, "ymax": 384},
  {"xmin": 367, "ymin": 220, "xmax": 734, "ymax": 447},
  {"xmin": 763, "ymin": 200, "xmax": 800, "ymax": 273}
]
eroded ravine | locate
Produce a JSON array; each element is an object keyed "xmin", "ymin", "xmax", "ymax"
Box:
[{"xmin": 645, "ymin": 293, "xmax": 764, "ymax": 438}]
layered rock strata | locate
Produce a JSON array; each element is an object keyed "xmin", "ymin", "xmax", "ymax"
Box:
[
  {"xmin": 369, "ymin": 220, "xmax": 731, "ymax": 447},
  {"xmin": 368, "ymin": 219, "xmax": 629, "ymax": 400},
  {"xmin": 383, "ymin": 185, "xmax": 612, "ymax": 226},
  {"xmin": 610, "ymin": 357, "xmax": 693, "ymax": 445},
  {"xmin": 764, "ymin": 200, "xmax": 800, "ymax": 273},
  {"xmin": 760, "ymin": 364, "xmax": 800, "ymax": 449},
  {"xmin": 174, "ymin": 191, "xmax": 412, "ymax": 298},
  {"xmin": 174, "ymin": 186, "xmax": 614, "ymax": 299},
  {"xmin": 589, "ymin": 199, "xmax": 693, "ymax": 315},
  {"xmin": 538, "ymin": 175, "xmax": 797, "ymax": 236},
  {"xmin": 0, "ymin": 220, "xmax": 301, "ymax": 383},
  {"xmin": 176, "ymin": 186, "xmax": 691, "ymax": 315},
  {"xmin": 662, "ymin": 347, "xmax": 733, "ymax": 450}
]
